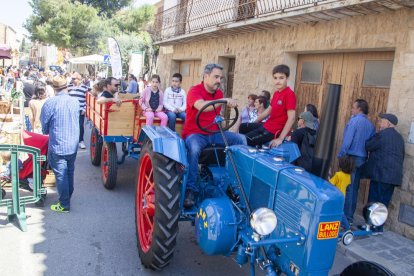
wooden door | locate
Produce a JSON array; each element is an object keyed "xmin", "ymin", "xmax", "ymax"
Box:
[
  {"xmin": 179, "ymin": 60, "xmax": 201, "ymax": 93},
  {"xmin": 295, "ymin": 51, "xmax": 394, "ymax": 172},
  {"xmin": 295, "ymin": 51, "xmax": 394, "ymax": 208}
]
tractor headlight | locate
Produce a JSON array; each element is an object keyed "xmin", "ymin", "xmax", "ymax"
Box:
[
  {"xmin": 363, "ymin": 202, "xmax": 388, "ymax": 227},
  {"xmin": 250, "ymin": 208, "xmax": 277, "ymax": 236}
]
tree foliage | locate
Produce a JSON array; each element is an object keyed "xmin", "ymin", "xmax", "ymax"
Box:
[
  {"xmin": 114, "ymin": 4, "xmax": 155, "ymax": 34},
  {"xmin": 25, "ymin": 0, "xmax": 111, "ymax": 53},
  {"xmin": 72, "ymin": 0, "xmax": 133, "ymax": 18},
  {"xmin": 25, "ymin": 0, "xmax": 157, "ymax": 74},
  {"xmin": 115, "ymin": 32, "xmax": 152, "ymax": 74}
]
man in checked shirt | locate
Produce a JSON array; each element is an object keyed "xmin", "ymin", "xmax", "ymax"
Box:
[{"xmin": 41, "ymin": 76, "xmax": 80, "ymax": 213}]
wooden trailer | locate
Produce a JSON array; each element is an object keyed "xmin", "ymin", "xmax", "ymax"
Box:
[{"xmin": 86, "ymin": 93, "xmax": 183, "ymax": 189}]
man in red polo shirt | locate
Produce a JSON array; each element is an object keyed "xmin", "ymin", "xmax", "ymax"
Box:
[
  {"xmin": 245, "ymin": 64, "xmax": 296, "ymax": 147},
  {"xmin": 183, "ymin": 63, "xmax": 246, "ymax": 208}
]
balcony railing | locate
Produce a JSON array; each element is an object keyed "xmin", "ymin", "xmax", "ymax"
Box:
[{"xmin": 153, "ymin": 0, "xmax": 329, "ymax": 42}]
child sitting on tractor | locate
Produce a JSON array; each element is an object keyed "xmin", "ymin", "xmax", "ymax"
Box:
[{"xmin": 140, "ymin": 74, "xmax": 168, "ymax": 127}]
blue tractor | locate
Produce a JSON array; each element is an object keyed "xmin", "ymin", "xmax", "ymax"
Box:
[{"xmin": 134, "ymin": 85, "xmax": 393, "ymax": 275}]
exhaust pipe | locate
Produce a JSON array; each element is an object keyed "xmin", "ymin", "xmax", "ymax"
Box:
[{"xmin": 311, "ymin": 83, "xmax": 342, "ymax": 179}]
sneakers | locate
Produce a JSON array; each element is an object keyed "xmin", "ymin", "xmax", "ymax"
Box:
[
  {"xmin": 79, "ymin": 141, "xmax": 86, "ymax": 149},
  {"xmin": 358, "ymin": 224, "xmax": 384, "ymax": 235},
  {"xmin": 183, "ymin": 190, "xmax": 195, "ymax": 209},
  {"xmin": 372, "ymin": 227, "xmax": 384, "ymax": 236},
  {"xmin": 51, "ymin": 202, "xmax": 70, "ymax": 213}
]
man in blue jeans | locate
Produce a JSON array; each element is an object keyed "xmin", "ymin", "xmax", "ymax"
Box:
[
  {"xmin": 41, "ymin": 76, "xmax": 80, "ymax": 213},
  {"xmin": 182, "ymin": 64, "xmax": 246, "ymax": 208},
  {"xmin": 338, "ymin": 99, "xmax": 375, "ymax": 225}
]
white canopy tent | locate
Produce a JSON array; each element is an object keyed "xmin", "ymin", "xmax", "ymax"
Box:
[
  {"xmin": 69, "ymin": 54, "xmax": 104, "ymax": 64},
  {"xmin": 68, "ymin": 54, "xmax": 105, "ymax": 77}
]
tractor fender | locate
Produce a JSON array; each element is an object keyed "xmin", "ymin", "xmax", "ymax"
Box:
[{"xmin": 137, "ymin": 126, "xmax": 188, "ymax": 167}]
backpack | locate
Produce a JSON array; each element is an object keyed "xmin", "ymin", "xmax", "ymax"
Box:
[{"xmin": 297, "ymin": 130, "xmax": 317, "ymax": 172}]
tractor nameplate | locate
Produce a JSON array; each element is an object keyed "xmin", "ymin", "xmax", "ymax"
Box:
[{"xmin": 317, "ymin": 221, "xmax": 340, "ymax": 240}]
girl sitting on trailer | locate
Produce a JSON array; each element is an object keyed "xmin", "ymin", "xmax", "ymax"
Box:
[{"xmin": 139, "ymin": 74, "xmax": 168, "ymax": 127}]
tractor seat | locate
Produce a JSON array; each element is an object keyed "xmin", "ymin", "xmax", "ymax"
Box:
[{"xmin": 198, "ymin": 145, "xmax": 226, "ymax": 166}]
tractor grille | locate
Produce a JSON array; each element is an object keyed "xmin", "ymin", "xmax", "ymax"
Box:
[{"xmin": 274, "ymin": 192, "xmax": 303, "ymax": 231}]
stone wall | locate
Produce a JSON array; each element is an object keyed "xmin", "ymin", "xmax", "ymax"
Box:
[{"xmin": 157, "ymin": 8, "xmax": 414, "ymax": 239}]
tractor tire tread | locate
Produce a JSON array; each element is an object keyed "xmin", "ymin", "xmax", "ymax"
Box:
[
  {"xmin": 90, "ymin": 128, "xmax": 102, "ymax": 166},
  {"xmin": 102, "ymin": 143, "xmax": 118, "ymax": 190},
  {"xmin": 136, "ymin": 140, "xmax": 180, "ymax": 270}
]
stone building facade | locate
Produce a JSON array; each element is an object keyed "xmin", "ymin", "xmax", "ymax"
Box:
[
  {"xmin": 154, "ymin": 1, "xmax": 414, "ymax": 239},
  {"xmin": 0, "ymin": 23, "xmax": 20, "ymax": 67}
]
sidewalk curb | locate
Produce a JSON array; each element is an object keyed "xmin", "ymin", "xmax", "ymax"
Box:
[{"xmin": 337, "ymin": 243, "xmax": 366, "ymax": 262}]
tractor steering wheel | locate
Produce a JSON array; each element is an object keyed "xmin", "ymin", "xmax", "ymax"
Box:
[{"xmin": 196, "ymin": 99, "xmax": 239, "ymax": 133}]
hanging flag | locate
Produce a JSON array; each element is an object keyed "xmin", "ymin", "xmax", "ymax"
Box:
[{"xmin": 107, "ymin": 37, "xmax": 122, "ymax": 78}]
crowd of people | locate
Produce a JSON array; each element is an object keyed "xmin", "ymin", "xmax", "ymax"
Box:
[{"xmin": 1, "ymin": 63, "xmax": 405, "ymax": 236}]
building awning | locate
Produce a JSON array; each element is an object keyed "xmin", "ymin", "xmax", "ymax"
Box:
[
  {"xmin": 0, "ymin": 44, "xmax": 12, "ymax": 59},
  {"xmin": 69, "ymin": 54, "xmax": 104, "ymax": 64}
]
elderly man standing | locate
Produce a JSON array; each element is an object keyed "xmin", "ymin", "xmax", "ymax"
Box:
[
  {"xmin": 41, "ymin": 76, "xmax": 80, "ymax": 213},
  {"xmin": 338, "ymin": 99, "xmax": 375, "ymax": 225},
  {"xmin": 363, "ymin": 113, "xmax": 405, "ymax": 234},
  {"xmin": 68, "ymin": 72, "xmax": 91, "ymax": 149}
]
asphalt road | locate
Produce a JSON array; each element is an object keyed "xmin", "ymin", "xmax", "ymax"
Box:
[{"xmin": 0, "ymin": 126, "xmax": 357, "ymax": 276}]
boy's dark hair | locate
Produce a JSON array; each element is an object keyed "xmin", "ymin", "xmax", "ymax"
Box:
[
  {"xmin": 151, "ymin": 74, "xmax": 161, "ymax": 83},
  {"xmin": 248, "ymin": 94, "xmax": 258, "ymax": 101},
  {"xmin": 261, "ymin": 90, "xmax": 271, "ymax": 100},
  {"xmin": 272, "ymin": 64, "xmax": 290, "ymax": 78},
  {"xmin": 338, "ymin": 155, "xmax": 354, "ymax": 174},
  {"xmin": 172, "ymin": 73, "xmax": 182, "ymax": 82},
  {"xmin": 306, "ymin": 104, "xmax": 319, "ymax": 119},
  {"xmin": 355, "ymin": 99, "xmax": 369, "ymax": 115},
  {"xmin": 256, "ymin": 96, "xmax": 269, "ymax": 108}
]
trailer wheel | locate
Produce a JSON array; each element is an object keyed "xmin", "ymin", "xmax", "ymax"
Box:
[
  {"xmin": 341, "ymin": 261, "xmax": 395, "ymax": 276},
  {"xmin": 135, "ymin": 140, "xmax": 180, "ymax": 270},
  {"xmin": 90, "ymin": 127, "xmax": 102, "ymax": 166},
  {"xmin": 101, "ymin": 142, "xmax": 118, "ymax": 190}
]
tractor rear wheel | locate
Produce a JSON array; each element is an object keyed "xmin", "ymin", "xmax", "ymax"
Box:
[
  {"xmin": 101, "ymin": 142, "xmax": 118, "ymax": 190},
  {"xmin": 90, "ymin": 127, "xmax": 102, "ymax": 166},
  {"xmin": 341, "ymin": 261, "xmax": 395, "ymax": 276},
  {"xmin": 135, "ymin": 140, "xmax": 180, "ymax": 270}
]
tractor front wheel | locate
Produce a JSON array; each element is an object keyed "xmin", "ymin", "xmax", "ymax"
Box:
[
  {"xmin": 90, "ymin": 127, "xmax": 103, "ymax": 166},
  {"xmin": 341, "ymin": 261, "xmax": 395, "ymax": 276},
  {"xmin": 135, "ymin": 140, "xmax": 180, "ymax": 270},
  {"xmin": 101, "ymin": 142, "xmax": 118, "ymax": 190}
]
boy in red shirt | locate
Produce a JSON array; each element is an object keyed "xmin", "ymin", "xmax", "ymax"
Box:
[{"xmin": 245, "ymin": 64, "xmax": 296, "ymax": 148}]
